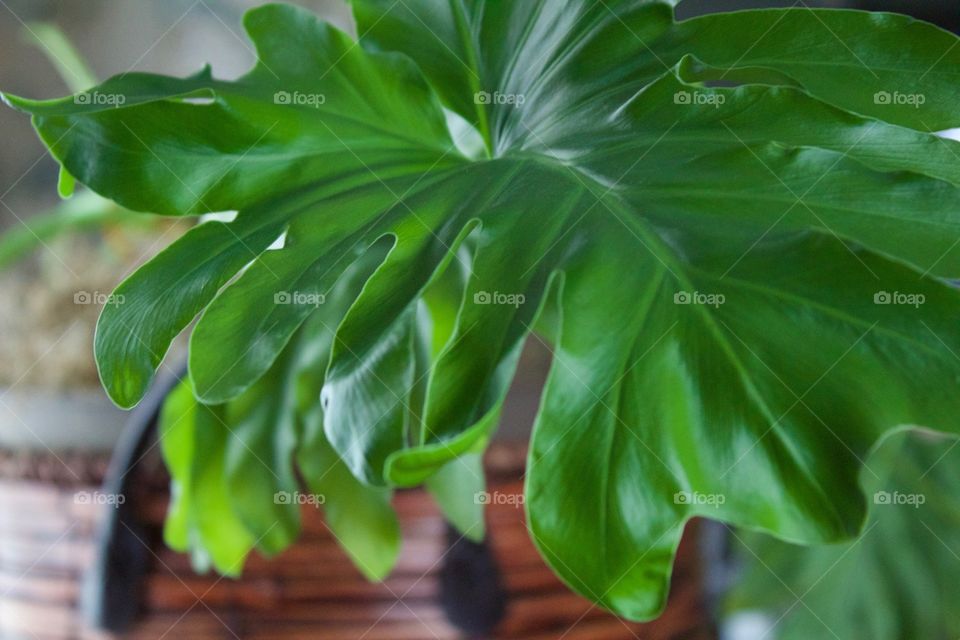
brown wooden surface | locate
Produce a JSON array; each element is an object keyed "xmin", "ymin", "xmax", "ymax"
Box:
[{"xmin": 0, "ymin": 445, "xmax": 715, "ymax": 639}]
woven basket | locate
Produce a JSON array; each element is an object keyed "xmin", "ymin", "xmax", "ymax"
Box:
[{"xmin": 0, "ymin": 440, "xmax": 712, "ymax": 640}]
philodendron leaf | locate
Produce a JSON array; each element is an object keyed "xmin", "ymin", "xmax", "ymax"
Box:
[
  {"xmin": 426, "ymin": 453, "xmax": 487, "ymax": 543},
  {"xmin": 159, "ymin": 380, "xmax": 254, "ymax": 576},
  {"xmin": 161, "ymin": 250, "xmax": 404, "ymax": 578},
  {"xmin": 298, "ymin": 405, "xmax": 401, "ymax": 581},
  {"xmin": 221, "ymin": 343, "xmax": 303, "ymax": 556},
  {"xmin": 294, "ymin": 254, "xmax": 403, "ymax": 580},
  {"xmin": 8, "ymin": 0, "xmax": 960, "ymax": 621},
  {"xmin": 6, "ymin": 2, "xmax": 460, "ymax": 408},
  {"xmin": 353, "ymin": 0, "xmax": 960, "ymax": 142},
  {"xmin": 727, "ymin": 431, "xmax": 960, "ymax": 640}
]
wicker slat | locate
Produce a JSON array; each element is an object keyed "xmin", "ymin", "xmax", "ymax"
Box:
[{"xmin": 0, "ymin": 446, "xmax": 713, "ymax": 639}]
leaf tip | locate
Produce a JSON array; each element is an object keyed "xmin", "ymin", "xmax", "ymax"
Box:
[
  {"xmin": 94, "ymin": 354, "xmax": 147, "ymax": 410},
  {"xmin": 0, "ymin": 90, "xmax": 28, "ymax": 112},
  {"xmin": 57, "ymin": 164, "xmax": 76, "ymax": 199}
]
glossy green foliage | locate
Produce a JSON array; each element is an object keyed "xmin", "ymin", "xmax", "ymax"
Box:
[
  {"xmin": 158, "ymin": 256, "xmax": 401, "ymax": 578},
  {"xmin": 6, "ymin": 0, "xmax": 960, "ymax": 620},
  {"xmin": 727, "ymin": 432, "xmax": 960, "ymax": 639}
]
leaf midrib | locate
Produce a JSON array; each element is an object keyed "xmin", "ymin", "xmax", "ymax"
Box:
[
  {"xmin": 597, "ymin": 264, "xmax": 668, "ymax": 592},
  {"xmin": 448, "ymin": 0, "xmax": 491, "ymax": 154},
  {"xmin": 529, "ymin": 155, "xmax": 850, "ymax": 578},
  {"xmin": 543, "ymin": 158, "xmax": 853, "ymax": 511}
]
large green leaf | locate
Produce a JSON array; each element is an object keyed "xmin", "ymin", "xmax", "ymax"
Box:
[
  {"xmin": 298, "ymin": 406, "xmax": 401, "ymax": 581},
  {"xmin": 6, "ymin": 2, "xmax": 461, "ymax": 408},
  {"xmin": 294, "ymin": 252, "xmax": 403, "ymax": 580},
  {"xmin": 220, "ymin": 340, "xmax": 303, "ymax": 556},
  {"xmin": 161, "ymin": 249, "xmax": 402, "ymax": 578},
  {"xmin": 8, "ymin": 0, "xmax": 960, "ymax": 621},
  {"xmin": 159, "ymin": 379, "xmax": 254, "ymax": 576},
  {"xmin": 425, "ymin": 453, "xmax": 486, "ymax": 543},
  {"xmin": 726, "ymin": 431, "xmax": 960, "ymax": 639},
  {"xmin": 527, "ymin": 226, "xmax": 960, "ymax": 618},
  {"xmin": 353, "ymin": 0, "xmax": 960, "ymax": 141}
]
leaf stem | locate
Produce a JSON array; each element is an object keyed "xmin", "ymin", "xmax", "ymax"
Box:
[{"xmin": 449, "ymin": 0, "xmax": 492, "ymax": 157}]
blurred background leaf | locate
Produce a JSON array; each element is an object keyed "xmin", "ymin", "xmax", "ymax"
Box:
[{"xmin": 725, "ymin": 431, "xmax": 960, "ymax": 640}]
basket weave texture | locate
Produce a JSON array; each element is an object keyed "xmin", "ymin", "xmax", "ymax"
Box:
[{"xmin": 0, "ymin": 445, "xmax": 713, "ymax": 639}]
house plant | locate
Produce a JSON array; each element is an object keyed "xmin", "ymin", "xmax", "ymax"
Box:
[{"xmin": 5, "ymin": 0, "xmax": 960, "ymax": 629}]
